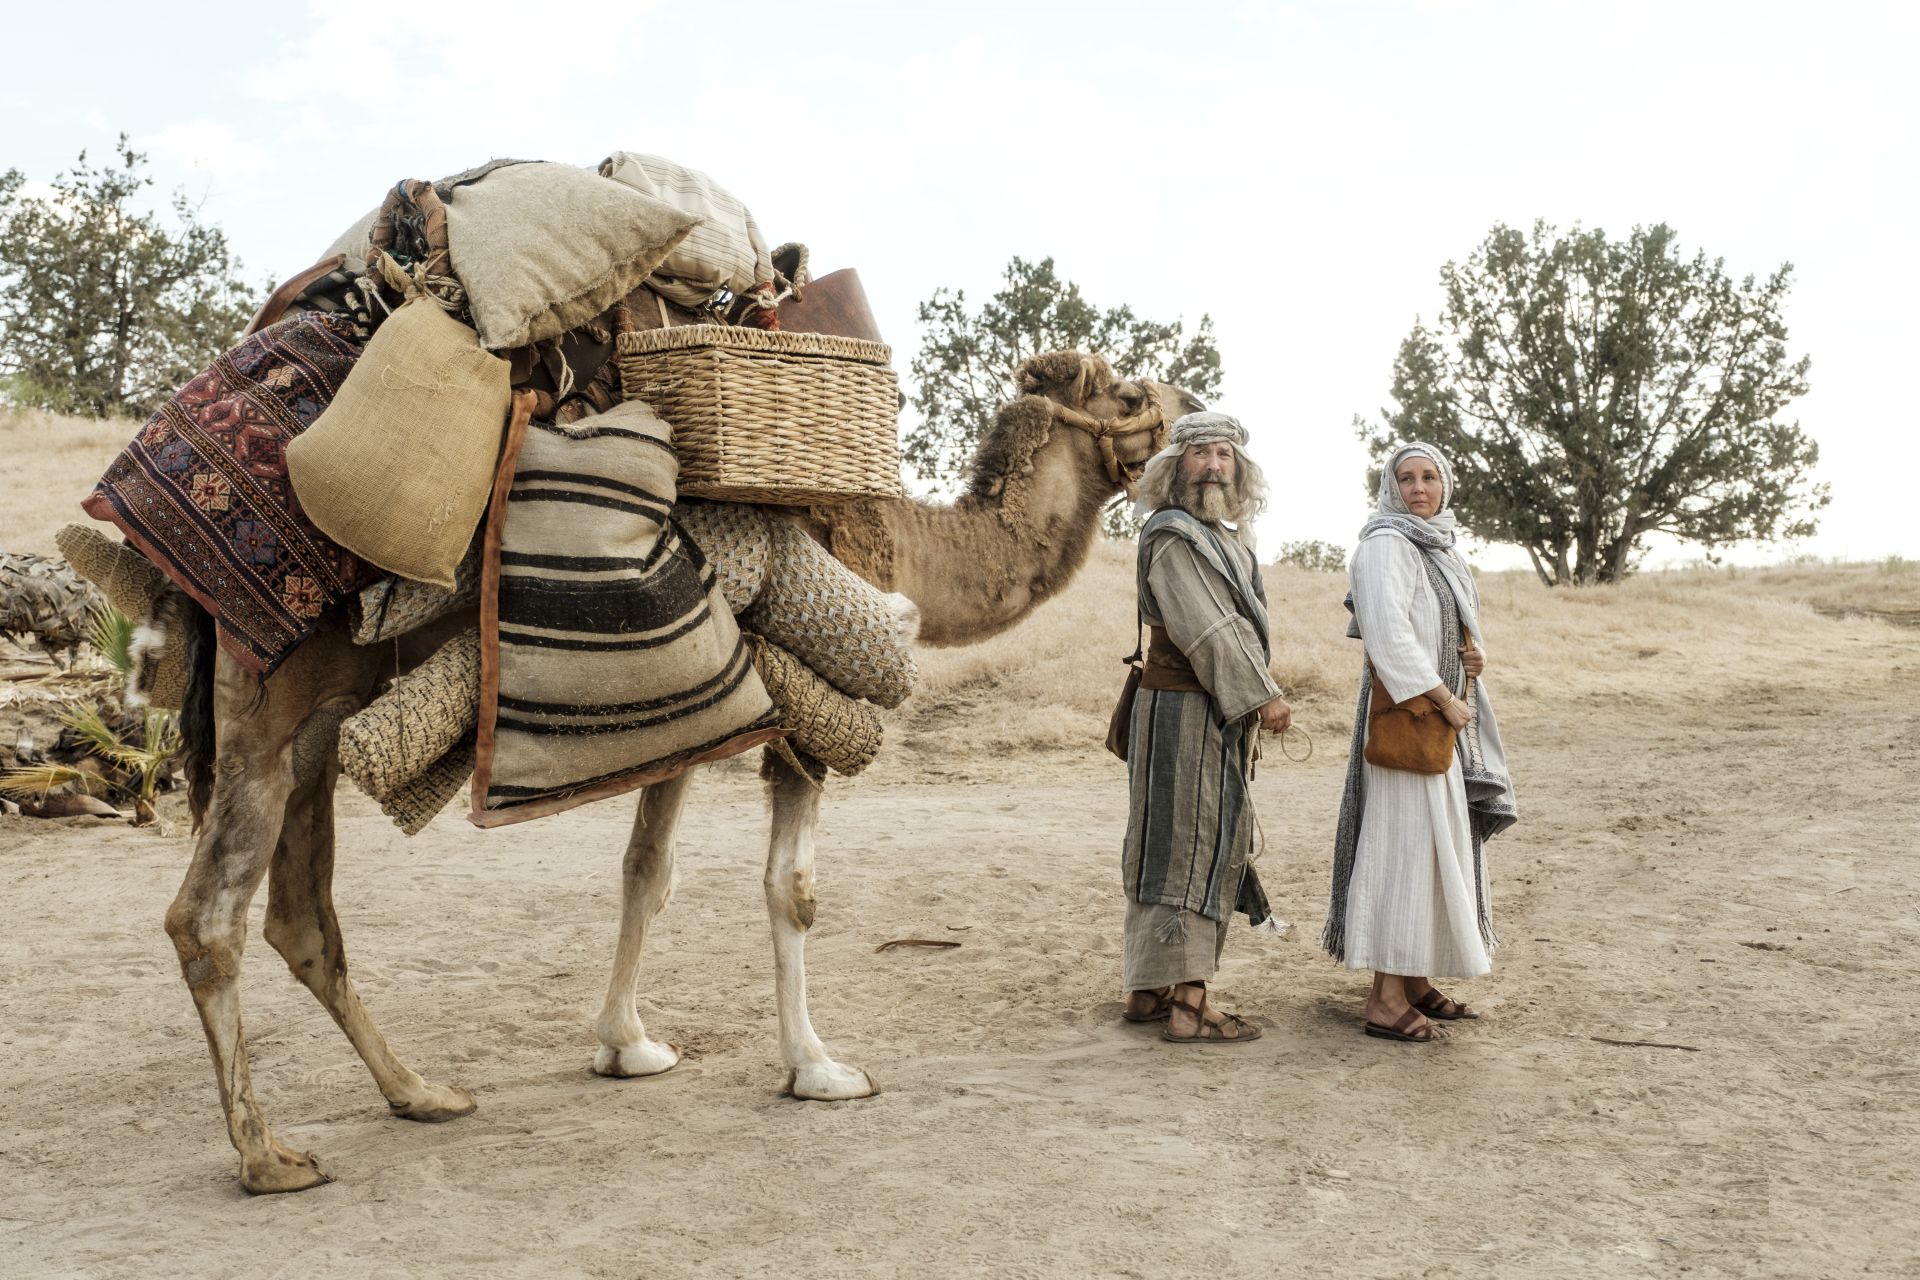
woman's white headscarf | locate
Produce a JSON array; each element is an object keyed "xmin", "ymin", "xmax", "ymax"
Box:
[{"xmin": 1360, "ymin": 440, "xmax": 1479, "ymax": 640}]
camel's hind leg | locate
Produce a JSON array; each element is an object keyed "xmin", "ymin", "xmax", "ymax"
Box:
[
  {"xmin": 763, "ymin": 754, "xmax": 877, "ymax": 1100},
  {"xmin": 593, "ymin": 770, "xmax": 695, "ymax": 1078},
  {"xmin": 164, "ymin": 629, "xmax": 368, "ymax": 1194},
  {"xmin": 263, "ymin": 757, "xmax": 476, "ymax": 1123}
]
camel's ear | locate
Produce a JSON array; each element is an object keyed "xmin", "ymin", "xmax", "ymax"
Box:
[{"xmin": 1015, "ymin": 351, "xmax": 1088, "ymax": 397}]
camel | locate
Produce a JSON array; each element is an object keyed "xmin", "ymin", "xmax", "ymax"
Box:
[{"xmin": 162, "ymin": 349, "xmax": 1199, "ymax": 1193}]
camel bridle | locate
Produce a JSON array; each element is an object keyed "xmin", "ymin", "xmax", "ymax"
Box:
[{"xmin": 1044, "ymin": 391, "xmax": 1171, "ymax": 500}]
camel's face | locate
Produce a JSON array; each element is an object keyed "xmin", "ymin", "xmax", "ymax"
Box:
[{"xmin": 1099, "ymin": 378, "xmax": 1204, "ymax": 469}]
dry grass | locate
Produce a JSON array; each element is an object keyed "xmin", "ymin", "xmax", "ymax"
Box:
[
  {"xmin": 886, "ymin": 538, "xmax": 1913, "ymax": 766},
  {"xmin": 0, "ymin": 405, "xmax": 133, "ymax": 556}
]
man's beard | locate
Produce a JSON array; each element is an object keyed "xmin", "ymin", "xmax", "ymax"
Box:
[{"xmin": 1173, "ymin": 473, "xmax": 1233, "ymax": 523}]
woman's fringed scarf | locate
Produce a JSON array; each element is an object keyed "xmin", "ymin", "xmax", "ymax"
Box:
[{"xmin": 1322, "ymin": 442, "xmax": 1519, "ymax": 961}]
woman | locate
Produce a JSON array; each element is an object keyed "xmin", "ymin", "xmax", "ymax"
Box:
[{"xmin": 1324, "ymin": 442, "xmax": 1519, "ymax": 1043}]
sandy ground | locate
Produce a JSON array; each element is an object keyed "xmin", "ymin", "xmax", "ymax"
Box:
[{"xmin": 1, "ymin": 592, "xmax": 1915, "ymax": 1279}]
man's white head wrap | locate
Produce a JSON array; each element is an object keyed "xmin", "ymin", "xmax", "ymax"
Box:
[{"xmin": 1132, "ymin": 412, "xmax": 1268, "ymax": 538}]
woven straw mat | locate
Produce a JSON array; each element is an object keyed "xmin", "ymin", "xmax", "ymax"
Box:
[
  {"xmin": 673, "ymin": 501, "xmax": 770, "ymax": 613},
  {"xmin": 380, "ymin": 735, "xmax": 475, "ymax": 835},
  {"xmin": 350, "ymin": 541, "xmax": 484, "ymax": 645},
  {"xmin": 749, "ymin": 636, "xmax": 881, "ymax": 777},
  {"xmin": 744, "ymin": 517, "xmax": 915, "ymax": 708},
  {"xmin": 339, "ymin": 628, "xmax": 479, "ymax": 800},
  {"xmin": 616, "ymin": 325, "xmax": 901, "ymax": 505},
  {"xmin": 56, "ymin": 522, "xmax": 190, "ymax": 709}
]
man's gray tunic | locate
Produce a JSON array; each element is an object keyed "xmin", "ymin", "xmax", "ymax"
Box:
[{"xmin": 1120, "ymin": 509, "xmax": 1280, "ymax": 923}]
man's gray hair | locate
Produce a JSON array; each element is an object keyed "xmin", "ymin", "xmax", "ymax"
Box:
[{"xmin": 1133, "ymin": 412, "xmax": 1269, "ymax": 544}]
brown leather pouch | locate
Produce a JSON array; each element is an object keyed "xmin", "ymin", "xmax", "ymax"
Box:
[{"xmin": 1362, "ymin": 678, "xmax": 1457, "ymax": 774}]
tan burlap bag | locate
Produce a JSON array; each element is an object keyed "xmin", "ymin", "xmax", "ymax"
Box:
[
  {"xmin": 749, "ymin": 635, "xmax": 882, "ymax": 777},
  {"xmin": 338, "ymin": 628, "xmax": 480, "ymax": 801},
  {"xmin": 673, "ymin": 500, "xmax": 771, "ymax": 613},
  {"xmin": 745, "ymin": 517, "xmax": 916, "ymax": 708},
  {"xmin": 286, "ymin": 299, "xmax": 510, "ymax": 589},
  {"xmin": 445, "ymin": 161, "xmax": 699, "ymax": 351}
]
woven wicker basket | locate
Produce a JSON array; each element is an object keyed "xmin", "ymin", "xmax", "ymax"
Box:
[{"xmin": 616, "ymin": 325, "xmax": 901, "ymax": 505}]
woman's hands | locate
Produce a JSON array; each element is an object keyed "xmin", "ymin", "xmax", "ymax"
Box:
[
  {"xmin": 1460, "ymin": 643, "xmax": 1487, "ymax": 679},
  {"xmin": 1425, "ymin": 682, "xmax": 1475, "ymax": 729},
  {"xmin": 1258, "ymin": 695, "xmax": 1292, "ymax": 734}
]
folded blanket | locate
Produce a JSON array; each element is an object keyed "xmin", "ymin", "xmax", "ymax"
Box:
[{"xmin": 81, "ymin": 312, "xmax": 379, "ymax": 675}]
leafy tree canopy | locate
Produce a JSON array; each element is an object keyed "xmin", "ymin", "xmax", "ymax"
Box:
[
  {"xmin": 1358, "ymin": 220, "xmax": 1824, "ymax": 585},
  {"xmin": 0, "ymin": 137, "xmax": 257, "ymax": 417}
]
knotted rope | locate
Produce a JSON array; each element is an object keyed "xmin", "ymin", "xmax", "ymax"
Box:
[{"xmin": 1044, "ymin": 394, "xmax": 1170, "ymax": 499}]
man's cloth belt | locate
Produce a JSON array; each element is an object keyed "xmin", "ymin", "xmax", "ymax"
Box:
[{"xmin": 1138, "ymin": 625, "xmax": 1209, "ymax": 694}]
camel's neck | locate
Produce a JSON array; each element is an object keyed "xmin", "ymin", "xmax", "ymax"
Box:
[{"xmin": 882, "ymin": 411, "xmax": 1119, "ymax": 647}]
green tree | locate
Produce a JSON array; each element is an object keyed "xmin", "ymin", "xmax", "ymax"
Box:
[
  {"xmin": 0, "ymin": 137, "xmax": 257, "ymax": 417},
  {"xmin": 1358, "ymin": 221, "xmax": 1825, "ymax": 586},
  {"xmin": 1270, "ymin": 540, "xmax": 1347, "ymax": 574},
  {"xmin": 908, "ymin": 256, "xmax": 1222, "ymax": 537}
]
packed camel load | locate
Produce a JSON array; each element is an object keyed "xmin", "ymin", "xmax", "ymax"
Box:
[{"xmin": 60, "ymin": 151, "xmax": 1200, "ymax": 1193}]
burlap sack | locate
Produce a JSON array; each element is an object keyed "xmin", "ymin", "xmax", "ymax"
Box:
[
  {"xmin": 598, "ymin": 152, "xmax": 774, "ymax": 310},
  {"xmin": 474, "ymin": 400, "xmax": 781, "ymax": 825},
  {"xmin": 445, "ymin": 162, "xmax": 699, "ymax": 351},
  {"xmin": 287, "ymin": 299, "xmax": 510, "ymax": 589}
]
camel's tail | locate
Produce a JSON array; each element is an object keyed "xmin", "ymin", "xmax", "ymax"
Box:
[{"xmin": 179, "ymin": 600, "xmax": 217, "ymax": 831}]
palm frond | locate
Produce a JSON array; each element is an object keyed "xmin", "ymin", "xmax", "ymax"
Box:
[
  {"xmin": 0, "ymin": 763, "xmax": 107, "ymax": 799},
  {"xmin": 89, "ymin": 603, "xmax": 135, "ymax": 675},
  {"xmin": 60, "ymin": 702, "xmax": 122, "ymax": 757}
]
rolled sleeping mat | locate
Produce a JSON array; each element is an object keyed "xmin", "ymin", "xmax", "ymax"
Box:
[
  {"xmin": 673, "ymin": 499, "xmax": 771, "ymax": 613},
  {"xmin": 55, "ymin": 523, "xmax": 191, "ymax": 710},
  {"xmin": 378, "ymin": 734, "xmax": 476, "ymax": 836},
  {"xmin": 349, "ymin": 542, "xmax": 484, "ymax": 645},
  {"xmin": 744, "ymin": 516, "xmax": 915, "ymax": 708},
  {"xmin": 337, "ymin": 628, "xmax": 479, "ymax": 801},
  {"xmin": 748, "ymin": 634, "xmax": 882, "ymax": 777}
]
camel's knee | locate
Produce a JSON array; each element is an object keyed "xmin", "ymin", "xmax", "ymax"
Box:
[
  {"xmin": 764, "ymin": 869, "xmax": 817, "ymax": 931},
  {"xmin": 261, "ymin": 907, "xmax": 325, "ymax": 975},
  {"xmin": 164, "ymin": 902, "xmax": 239, "ymax": 992}
]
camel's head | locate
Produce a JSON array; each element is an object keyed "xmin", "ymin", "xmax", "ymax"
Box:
[{"xmin": 1013, "ymin": 351, "xmax": 1203, "ymax": 473}]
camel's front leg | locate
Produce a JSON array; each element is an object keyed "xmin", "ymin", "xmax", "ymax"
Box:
[
  {"xmin": 763, "ymin": 755, "xmax": 877, "ymax": 1100},
  {"xmin": 264, "ymin": 728, "xmax": 475, "ymax": 1123},
  {"xmin": 593, "ymin": 770, "xmax": 695, "ymax": 1078},
  {"xmin": 163, "ymin": 656, "xmax": 318, "ymax": 1193}
]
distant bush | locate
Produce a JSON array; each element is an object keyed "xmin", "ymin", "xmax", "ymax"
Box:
[
  {"xmin": 1884, "ymin": 554, "xmax": 1913, "ymax": 575},
  {"xmin": 1271, "ymin": 540, "xmax": 1347, "ymax": 574}
]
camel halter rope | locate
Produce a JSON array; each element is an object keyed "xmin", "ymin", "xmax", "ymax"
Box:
[{"xmin": 1043, "ymin": 394, "xmax": 1171, "ymax": 500}]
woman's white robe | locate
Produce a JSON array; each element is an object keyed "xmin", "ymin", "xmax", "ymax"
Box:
[{"xmin": 1340, "ymin": 533, "xmax": 1492, "ymax": 978}]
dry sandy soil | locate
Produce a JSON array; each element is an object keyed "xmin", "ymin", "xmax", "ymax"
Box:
[{"xmin": 2, "ymin": 416, "xmax": 1917, "ymax": 1278}]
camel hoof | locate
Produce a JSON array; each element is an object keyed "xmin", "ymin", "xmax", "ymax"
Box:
[
  {"xmin": 593, "ymin": 1038, "xmax": 681, "ymax": 1078},
  {"xmin": 240, "ymin": 1143, "xmax": 332, "ymax": 1195},
  {"xmin": 786, "ymin": 1061, "xmax": 879, "ymax": 1101},
  {"xmin": 388, "ymin": 1082, "xmax": 477, "ymax": 1123}
]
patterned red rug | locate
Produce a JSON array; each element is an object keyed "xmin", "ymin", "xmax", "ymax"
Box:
[{"xmin": 82, "ymin": 312, "xmax": 379, "ymax": 675}]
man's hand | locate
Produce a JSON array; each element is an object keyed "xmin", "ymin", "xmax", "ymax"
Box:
[
  {"xmin": 1258, "ymin": 695, "xmax": 1292, "ymax": 734},
  {"xmin": 1460, "ymin": 644, "xmax": 1486, "ymax": 679}
]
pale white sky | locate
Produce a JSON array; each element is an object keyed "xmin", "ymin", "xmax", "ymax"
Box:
[{"xmin": 5, "ymin": 0, "xmax": 1914, "ymax": 566}]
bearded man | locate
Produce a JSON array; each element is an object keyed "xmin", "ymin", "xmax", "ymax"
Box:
[{"xmin": 1118, "ymin": 412, "xmax": 1290, "ymax": 1043}]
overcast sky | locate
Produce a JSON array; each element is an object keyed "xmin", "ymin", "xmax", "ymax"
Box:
[{"xmin": 5, "ymin": 0, "xmax": 1914, "ymax": 566}]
